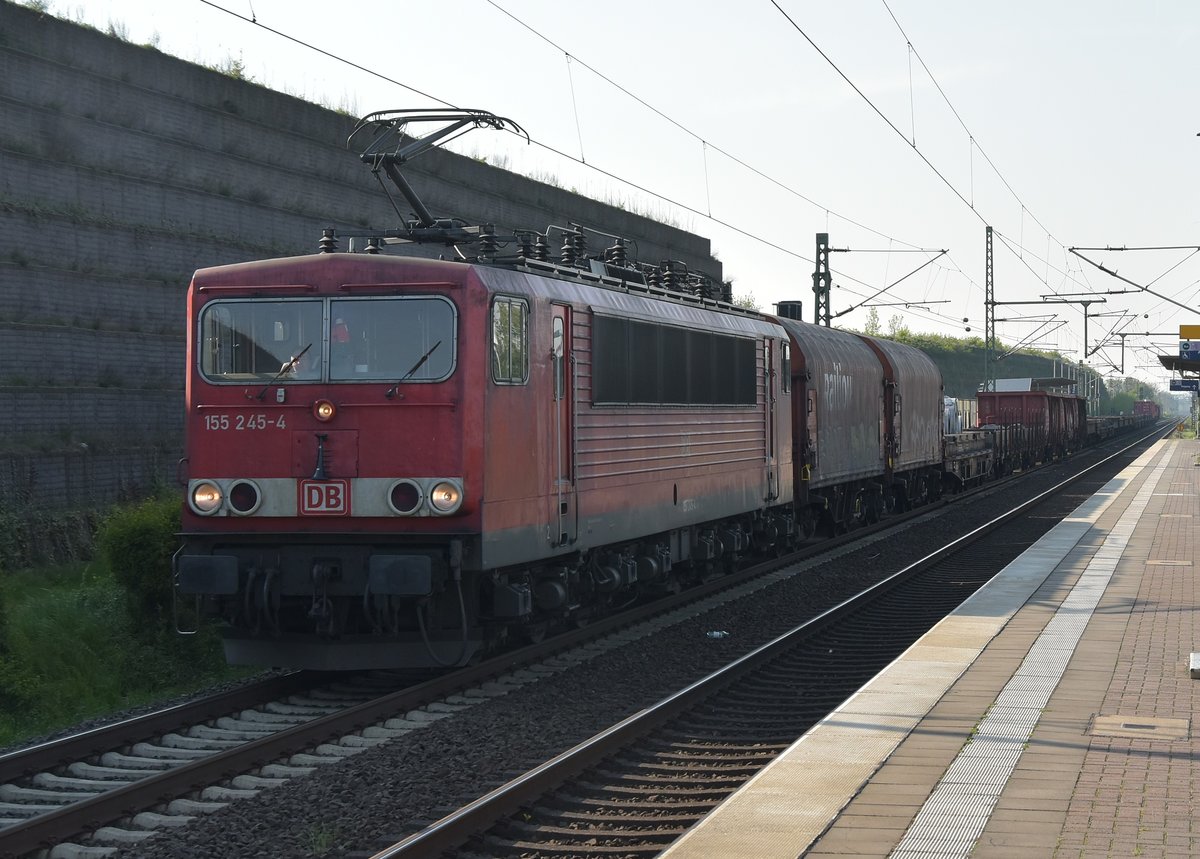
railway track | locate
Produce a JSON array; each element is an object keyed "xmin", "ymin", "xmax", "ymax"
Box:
[
  {"xmin": 0, "ymin": 525, "xmax": 901, "ymax": 859},
  {"xmin": 364, "ymin": 430, "xmax": 1164, "ymax": 859},
  {"xmin": 0, "ymin": 475, "xmax": 974, "ymax": 857},
  {"xmin": 0, "ymin": 429, "xmax": 1163, "ymax": 858},
  {"xmin": 0, "ymin": 671, "xmax": 443, "ymax": 857}
]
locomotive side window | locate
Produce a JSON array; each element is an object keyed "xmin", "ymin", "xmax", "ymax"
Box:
[
  {"xmin": 552, "ymin": 316, "xmax": 565, "ymax": 399},
  {"xmin": 492, "ymin": 297, "xmax": 529, "ymax": 384},
  {"xmin": 199, "ymin": 299, "xmax": 322, "ymax": 381},
  {"xmin": 593, "ymin": 314, "xmax": 757, "ymax": 406}
]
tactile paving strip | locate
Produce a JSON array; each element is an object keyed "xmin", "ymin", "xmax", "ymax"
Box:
[{"xmin": 889, "ymin": 452, "xmax": 1172, "ymax": 859}]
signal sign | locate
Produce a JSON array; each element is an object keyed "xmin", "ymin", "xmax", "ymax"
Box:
[
  {"xmin": 299, "ymin": 479, "xmax": 350, "ymax": 515},
  {"xmin": 1181, "ymin": 326, "xmax": 1200, "ymax": 361}
]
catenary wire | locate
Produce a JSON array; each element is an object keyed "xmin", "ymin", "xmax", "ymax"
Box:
[
  {"xmin": 194, "ymin": 0, "xmax": 959, "ymax": 315},
  {"xmin": 191, "ymin": 0, "xmax": 1163, "ymax": 349},
  {"xmin": 483, "ymin": 0, "xmax": 933, "ymax": 252}
]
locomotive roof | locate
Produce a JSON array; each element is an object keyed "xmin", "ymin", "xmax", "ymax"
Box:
[
  {"xmin": 190, "ymin": 251, "xmax": 775, "ymax": 336},
  {"xmin": 476, "ymin": 263, "xmax": 777, "ymax": 336}
]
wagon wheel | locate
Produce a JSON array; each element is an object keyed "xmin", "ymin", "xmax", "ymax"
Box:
[
  {"xmin": 852, "ymin": 489, "xmax": 868, "ymax": 526},
  {"xmin": 865, "ymin": 490, "xmax": 883, "ymax": 524}
]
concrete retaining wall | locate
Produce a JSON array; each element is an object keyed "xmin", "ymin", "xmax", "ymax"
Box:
[{"xmin": 0, "ymin": 1, "xmax": 720, "ymax": 510}]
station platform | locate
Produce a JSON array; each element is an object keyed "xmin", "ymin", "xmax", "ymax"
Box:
[{"xmin": 662, "ymin": 436, "xmax": 1198, "ymax": 859}]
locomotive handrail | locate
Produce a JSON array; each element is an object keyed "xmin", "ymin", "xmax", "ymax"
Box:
[{"xmin": 196, "ymin": 283, "xmax": 318, "ymax": 293}]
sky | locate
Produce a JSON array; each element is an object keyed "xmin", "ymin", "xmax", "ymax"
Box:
[{"xmin": 40, "ymin": 0, "xmax": 1200, "ymax": 391}]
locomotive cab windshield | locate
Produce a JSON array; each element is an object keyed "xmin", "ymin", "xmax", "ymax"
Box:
[{"xmin": 198, "ymin": 296, "xmax": 457, "ymax": 385}]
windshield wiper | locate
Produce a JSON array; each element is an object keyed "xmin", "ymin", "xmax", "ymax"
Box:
[
  {"xmin": 386, "ymin": 340, "xmax": 442, "ymax": 399},
  {"xmin": 253, "ymin": 343, "xmax": 312, "ymax": 400}
]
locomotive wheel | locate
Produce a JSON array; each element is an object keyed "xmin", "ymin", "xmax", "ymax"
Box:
[{"xmin": 519, "ymin": 621, "xmax": 548, "ymax": 644}]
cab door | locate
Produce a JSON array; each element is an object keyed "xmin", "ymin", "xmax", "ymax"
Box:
[
  {"xmin": 764, "ymin": 338, "xmax": 780, "ymax": 501},
  {"xmin": 550, "ymin": 305, "xmax": 576, "ymax": 547}
]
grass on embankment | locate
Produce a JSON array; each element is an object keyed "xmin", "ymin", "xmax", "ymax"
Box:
[{"xmin": 0, "ymin": 501, "xmax": 252, "ymax": 747}]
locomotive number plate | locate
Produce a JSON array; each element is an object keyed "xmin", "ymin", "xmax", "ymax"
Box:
[
  {"xmin": 203, "ymin": 413, "xmax": 287, "ymax": 431},
  {"xmin": 299, "ymin": 479, "xmax": 351, "ymax": 516}
]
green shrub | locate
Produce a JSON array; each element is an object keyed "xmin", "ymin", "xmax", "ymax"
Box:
[
  {"xmin": 96, "ymin": 497, "xmax": 180, "ymax": 631},
  {"xmin": 0, "ymin": 583, "xmax": 130, "ymax": 725},
  {"xmin": 0, "ymin": 565, "xmax": 236, "ymax": 744}
]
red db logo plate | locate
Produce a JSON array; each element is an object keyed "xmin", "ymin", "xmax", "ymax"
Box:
[{"xmin": 299, "ymin": 480, "xmax": 350, "ymax": 516}]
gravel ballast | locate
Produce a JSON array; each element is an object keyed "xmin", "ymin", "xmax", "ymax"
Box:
[{"xmin": 72, "ymin": 446, "xmax": 1140, "ymax": 859}]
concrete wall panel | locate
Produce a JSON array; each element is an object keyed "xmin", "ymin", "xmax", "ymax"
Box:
[{"xmin": 0, "ymin": 0, "xmax": 721, "ymax": 509}]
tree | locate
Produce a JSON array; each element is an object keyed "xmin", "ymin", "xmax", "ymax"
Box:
[
  {"xmin": 863, "ymin": 307, "xmax": 882, "ymax": 336},
  {"xmin": 887, "ymin": 314, "xmax": 911, "ymax": 341},
  {"xmin": 1109, "ymin": 392, "xmax": 1135, "ymax": 415},
  {"xmin": 731, "ymin": 293, "xmax": 761, "ymax": 312}
]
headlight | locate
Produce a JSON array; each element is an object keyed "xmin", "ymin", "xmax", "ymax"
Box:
[
  {"xmin": 228, "ymin": 480, "xmax": 261, "ymax": 515},
  {"xmin": 191, "ymin": 481, "xmax": 223, "ymax": 515},
  {"xmin": 313, "ymin": 399, "xmax": 336, "ymax": 422},
  {"xmin": 429, "ymin": 480, "xmax": 463, "ymax": 514},
  {"xmin": 388, "ymin": 480, "xmax": 423, "ymax": 515}
]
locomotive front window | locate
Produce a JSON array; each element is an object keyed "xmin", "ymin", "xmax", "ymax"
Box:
[
  {"xmin": 198, "ymin": 297, "xmax": 457, "ymax": 384},
  {"xmin": 199, "ymin": 300, "xmax": 322, "ymax": 381},
  {"xmin": 329, "ymin": 297, "xmax": 456, "ymax": 382}
]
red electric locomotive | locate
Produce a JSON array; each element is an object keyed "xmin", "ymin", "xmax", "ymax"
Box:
[{"xmin": 175, "ymin": 110, "xmax": 796, "ymax": 669}]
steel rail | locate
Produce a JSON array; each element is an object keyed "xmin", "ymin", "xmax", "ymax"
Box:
[
  {"xmin": 0, "ymin": 545, "xmax": 839, "ymax": 857},
  {"xmin": 0, "ymin": 424, "xmax": 1164, "ymax": 856},
  {"xmin": 0, "ymin": 508, "xmax": 937, "ymax": 858},
  {"xmin": 0, "ymin": 672, "xmax": 319, "ymax": 784}
]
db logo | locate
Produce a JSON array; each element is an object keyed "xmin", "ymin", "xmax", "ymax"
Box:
[{"xmin": 299, "ymin": 480, "xmax": 350, "ymax": 515}]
